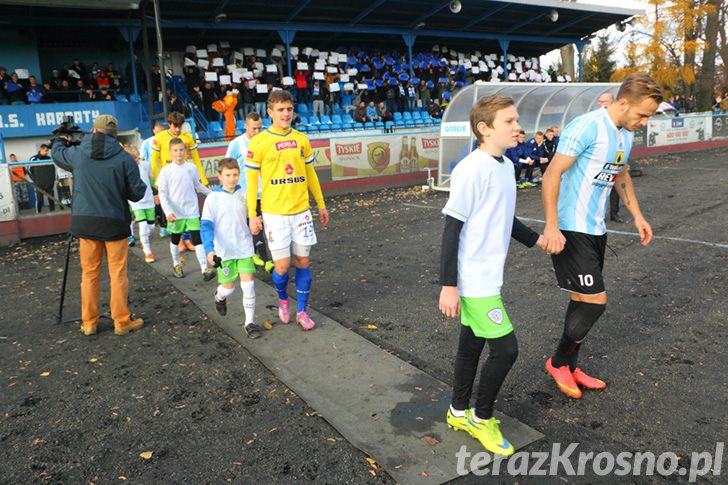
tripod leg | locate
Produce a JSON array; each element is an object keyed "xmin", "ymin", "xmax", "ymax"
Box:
[{"xmin": 56, "ymin": 233, "xmax": 73, "ymax": 325}]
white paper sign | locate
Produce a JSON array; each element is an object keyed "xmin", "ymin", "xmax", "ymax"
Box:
[
  {"xmin": 313, "ymin": 72, "xmax": 325, "ymax": 80},
  {"xmin": 184, "ymin": 58, "xmax": 196, "ymax": 67},
  {"xmin": 243, "ymin": 71, "xmax": 254, "ymax": 80},
  {"xmin": 205, "ymin": 72, "xmax": 218, "ymax": 81},
  {"xmin": 212, "ymin": 58, "xmax": 224, "ymax": 67},
  {"xmin": 227, "ymin": 64, "xmax": 237, "ymax": 72},
  {"xmin": 357, "ymin": 83, "xmax": 368, "ymax": 90},
  {"xmin": 328, "ymin": 83, "xmax": 340, "ymax": 92},
  {"xmin": 266, "ymin": 64, "xmax": 277, "ymax": 73},
  {"xmin": 256, "ymin": 49, "xmax": 266, "ymax": 57},
  {"xmin": 256, "ymin": 84, "xmax": 269, "ymax": 93},
  {"xmin": 232, "ymin": 71, "xmax": 243, "ymax": 83},
  {"xmin": 290, "ymin": 47, "xmax": 299, "ymax": 56},
  {"xmin": 339, "ymin": 74, "xmax": 349, "ymax": 82},
  {"xmin": 344, "ymin": 83, "xmax": 354, "ymax": 91},
  {"xmin": 247, "ymin": 80, "xmax": 256, "ymax": 89},
  {"xmin": 472, "ymin": 67, "xmax": 480, "ymax": 74},
  {"xmin": 234, "ymin": 52, "xmax": 244, "ymax": 61},
  {"xmin": 220, "ymin": 41, "xmax": 230, "ymax": 48},
  {"xmin": 326, "ymin": 66, "xmax": 337, "ymax": 73},
  {"xmin": 303, "ymin": 47, "xmax": 312, "ymax": 56},
  {"xmin": 297, "ymin": 62, "xmax": 308, "ymax": 70},
  {"xmin": 338, "ymin": 53, "xmax": 347, "ymax": 63},
  {"xmin": 315, "ymin": 62, "xmax": 325, "ymax": 70},
  {"xmin": 219, "ymin": 75, "xmax": 231, "ymax": 85},
  {"xmin": 185, "ymin": 45, "xmax": 196, "ymax": 53},
  {"xmin": 197, "ymin": 59, "xmax": 209, "ymax": 69},
  {"xmin": 196, "ymin": 49, "xmax": 208, "ymax": 58},
  {"xmin": 243, "ymin": 48, "xmax": 254, "ymax": 56},
  {"xmin": 207, "ymin": 44, "xmax": 218, "ymax": 53},
  {"xmin": 282, "ymin": 76, "xmax": 294, "ymax": 86},
  {"xmin": 347, "ymin": 68, "xmax": 358, "ymax": 76},
  {"xmin": 271, "ymin": 48, "xmax": 282, "ymax": 57},
  {"xmin": 254, "ymin": 62, "xmax": 263, "ymax": 71}
]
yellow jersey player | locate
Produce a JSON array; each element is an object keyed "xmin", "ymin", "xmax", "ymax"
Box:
[
  {"xmin": 150, "ymin": 111, "xmax": 209, "ymax": 185},
  {"xmin": 245, "ymin": 90, "xmax": 329, "ymax": 330}
]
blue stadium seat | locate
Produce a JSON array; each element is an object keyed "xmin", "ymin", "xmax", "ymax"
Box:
[
  {"xmin": 414, "ymin": 119, "xmax": 425, "ymax": 127},
  {"xmin": 298, "ymin": 104, "xmax": 309, "ymax": 114},
  {"xmin": 412, "ymin": 111, "xmax": 422, "ymax": 119},
  {"xmin": 403, "ymin": 111, "xmax": 413, "ymax": 120},
  {"xmin": 353, "ymin": 122, "xmax": 365, "ymax": 131},
  {"xmin": 405, "ymin": 120, "xmax": 415, "ymax": 128},
  {"xmin": 208, "ymin": 121, "xmax": 222, "ymax": 132},
  {"xmin": 364, "ymin": 122, "xmax": 375, "ymax": 130},
  {"xmin": 394, "ymin": 119, "xmax": 406, "ymax": 128},
  {"xmin": 332, "ymin": 114, "xmax": 343, "ymax": 124},
  {"xmin": 298, "ymin": 125, "xmax": 309, "ymax": 133},
  {"xmin": 318, "ymin": 123, "xmax": 331, "ymax": 132},
  {"xmin": 393, "ymin": 112, "xmax": 403, "ymax": 121},
  {"xmin": 385, "ymin": 121, "xmax": 394, "ymax": 131},
  {"xmin": 374, "ymin": 121, "xmax": 384, "ymax": 129},
  {"xmin": 116, "ymin": 93, "xmax": 128, "ymax": 102},
  {"xmin": 262, "ymin": 118, "xmax": 272, "ymax": 128},
  {"xmin": 299, "ymin": 116, "xmax": 309, "ymax": 125},
  {"xmin": 320, "ymin": 115, "xmax": 332, "ymax": 125},
  {"xmin": 330, "ymin": 123, "xmax": 343, "ymax": 131},
  {"xmin": 308, "ymin": 115, "xmax": 321, "ymax": 124}
]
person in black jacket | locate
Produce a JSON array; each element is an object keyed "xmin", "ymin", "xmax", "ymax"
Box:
[
  {"xmin": 51, "ymin": 115, "xmax": 147, "ymax": 336},
  {"xmin": 29, "ymin": 145, "xmax": 56, "ymax": 213}
]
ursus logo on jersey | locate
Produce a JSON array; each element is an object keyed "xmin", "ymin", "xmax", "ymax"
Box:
[
  {"xmin": 488, "ymin": 308, "xmax": 504, "ymax": 325},
  {"xmin": 285, "ymin": 163, "xmax": 294, "ymax": 176},
  {"xmin": 275, "ymin": 140, "xmax": 299, "ymax": 151}
]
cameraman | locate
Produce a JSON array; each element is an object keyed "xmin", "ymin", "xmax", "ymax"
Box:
[{"xmin": 51, "ymin": 115, "xmax": 148, "ymax": 336}]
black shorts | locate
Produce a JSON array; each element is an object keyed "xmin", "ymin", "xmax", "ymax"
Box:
[{"xmin": 551, "ymin": 230, "xmax": 607, "ymax": 294}]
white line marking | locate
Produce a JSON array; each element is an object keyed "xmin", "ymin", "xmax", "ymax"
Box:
[{"xmin": 403, "ymin": 204, "xmax": 728, "ymax": 249}]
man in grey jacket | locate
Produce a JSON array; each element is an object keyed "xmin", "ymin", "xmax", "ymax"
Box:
[{"xmin": 52, "ymin": 115, "xmax": 147, "ymax": 336}]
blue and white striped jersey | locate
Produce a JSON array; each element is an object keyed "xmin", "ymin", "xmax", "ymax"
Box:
[{"xmin": 556, "ymin": 108, "xmax": 634, "ymax": 235}]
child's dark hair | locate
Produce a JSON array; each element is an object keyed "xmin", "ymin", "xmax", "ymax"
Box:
[{"xmin": 217, "ymin": 157, "xmax": 240, "ymax": 173}]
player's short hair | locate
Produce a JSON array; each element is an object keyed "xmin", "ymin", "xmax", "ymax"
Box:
[
  {"xmin": 217, "ymin": 157, "xmax": 240, "ymax": 173},
  {"xmin": 535, "ymin": 131, "xmax": 544, "ymax": 137},
  {"xmin": 167, "ymin": 111, "xmax": 185, "ymax": 126},
  {"xmin": 544, "ymin": 128, "xmax": 554, "ymax": 134},
  {"xmin": 617, "ymin": 73, "xmax": 663, "ymax": 105},
  {"xmin": 123, "ymin": 143, "xmax": 140, "ymax": 160},
  {"xmin": 246, "ymin": 112, "xmax": 261, "ymax": 122},
  {"xmin": 169, "ymin": 137, "xmax": 185, "ymax": 149},
  {"xmin": 519, "ymin": 130, "xmax": 525, "ymax": 135},
  {"xmin": 267, "ymin": 89, "xmax": 293, "ymax": 109},
  {"xmin": 470, "ymin": 95, "xmax": 515, "ymax": 143}
]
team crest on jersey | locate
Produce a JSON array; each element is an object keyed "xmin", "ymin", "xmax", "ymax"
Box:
[
  {"xmin": 614, "ymin": 151, "xmax": 625, "ymax": 165},
  {"xmin": 267, "ymin": 231, "xmax": 274, "ymax": 242},
  {"xmin": 222, "ymin": 266, "xmax": 231, "ymax": 277},
  {"xmin": 275, "ymin": 140, "xmax": 298, "ymax": 151},
  {"xmin": 285, "ymin": 163, "xmax": 294, "ymax": 175},
  {"xmin": 488, "ymin": 308, "xmax": 504, "ymax": 325},
  {"xmin": 247, "ymin": 150, "xmax": 254, "ymax": 159}
]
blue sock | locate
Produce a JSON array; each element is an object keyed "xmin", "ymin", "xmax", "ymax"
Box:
[
  {"xmin": 272, "ymin": 270, "xmax": 289, "ymax": 301},
  {"xmin": 295, "ymin": 267, "xmax": 312, "ymax": 313}
]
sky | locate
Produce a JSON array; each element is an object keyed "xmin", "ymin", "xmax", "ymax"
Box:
[{"xmin": 540, "ymin": 0, "xmax": 648, "ymax": 72}]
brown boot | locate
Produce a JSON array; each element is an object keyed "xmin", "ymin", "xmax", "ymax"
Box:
[
  {"xmin": 114, "ymin": 317, "xmax": 144, "ymax": 336},
  {"xmin": 80, "ymin": 323, "xmax": 97, "ymax": 336}
]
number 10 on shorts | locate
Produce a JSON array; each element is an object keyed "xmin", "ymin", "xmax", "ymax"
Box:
[{"xmin": 578, "ymin": 274, "xmax": 594, "ymax": 287}]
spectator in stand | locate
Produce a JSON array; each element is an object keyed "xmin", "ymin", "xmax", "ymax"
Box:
[
  {"xmin": 106, "ymin": 64, "xmax": 121, "ymax": 90},
  {"xmin": 49, "ymin": 69, "xmax": 64, "ymax": 89},
  {"xmin": 311, "ymin": 80, "xmax": 325, "ymax": 117},
  {"xmin": 56, "ymin": 79, "xmax": 74, "ymax": 102},
  {"xmin": 6, "ymin": 73, "xmax": 26, "ymax": 105},
  {"xmin": 377, "ymin": 100, "xmax": 393, "ymax": 122},
  {"xmin": 427, "ymin": 99, "xmax": 442, "ymax": 119},
  {"xmin": 341, "ymin": 87, "xmax": 355, "ymax": 114},
  {"xmin": 202, "ymin": 81, "xmax": 218, "ymax": 121},
  {"xmin": 239, "ymin": 82, "xmax": 254, "ymax": 118},
  {"xmin": 82, "ymin": 87, "xmax": 98, "ymax": 102},
  {"xmin": 169, "ymin": 91, "xmax": 186, "ymax": 115},
  {"xmin": 417, "ymin": 79, "xmax": 431, "ymax": 107},
  {"xmin": 99, "ymin": 86, "xmax": 115, "ymax": 101},
  {"xmin": 294, "ymin": 67, "xmax": 309, "ymax": 106},
  {"xmin": 189, "ymin": 84, "xmax": 204, "ymax": 115},
  {"xmin": 26, "ymin": 76, "xmax": 44, "ymax": 104},
  {"xmin": 325, "ymin": 83, "xmax": 340, "ymax": 116},
  {"xmin": 70, "ymin": 58, "xmax": 87, "ymax": 80},
  {"xmin": 366, "ymin": 100, "xmax": 379, "ymax": 122},
  {"xmin": 41, "ymin": 80, "xmax": 56, "ymax": 103},
  {"xmin": 384, "ymin": 80, "xmax": 398, "ymax": 114},
  {"xmin": 96, "ymin": 70, "xmax": 110, "ymax": 89},
  {"xmin": 29, "ymin": 144, "xmax": 56, "ymax": 213},
  {"xmin": 90, "ymin": 62, "xmax": 101, "ymax": 79},
  {"xmin": 150, "ymin": 65, "xmax": 162, "ymax": 100},
  {"xmin": 0, "ymin": 67, "xmax": 11, "ymax": 105},
  {"xmin": 253, "ymin": 81, "xmax": 268, "ymax": 118},
  {"xmin": 353, "ymin": 101, "xmax": 368, "ymax": 123}
]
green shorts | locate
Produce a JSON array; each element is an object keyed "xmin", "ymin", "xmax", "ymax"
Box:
[
  {"xmin": 168, "ymin": 218, "xmax": 201, "ymax": 234},
  {"xmin": 132, "ymin": 207, "xmax": 156, "ymax": 223},
  {"xmin": 218, "ymin": 257, "xmax": 256, "ymax": 284},
  {"xmin": 460, "ymin": 295, "xmax": 513, "ymax": 339}
]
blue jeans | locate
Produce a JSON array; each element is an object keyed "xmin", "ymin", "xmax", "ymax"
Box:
[{"xmin": 255, "ymin": 102, "xmax": 267, "ymax": 117}]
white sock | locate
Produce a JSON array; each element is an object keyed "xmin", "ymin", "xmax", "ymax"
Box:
[
  {"xmin": 241, "ymin": 280, "xmax": 255, "ymax": 325},
  {"xmin": 170, "ymin": 242, "xmax": 180, "ymax": 266},
  {"xmin": 216, "ymin": 284, "xmax": 235, "ymax": 301},
  {"xmin": 449, "ymin": 405, "xmax": 466, "ymax": 417},
  {"xmin": 195, "ymin": 244, "xmax": 208, "ymax": 271},
  {"xmin": 130, "ymin": 221, "xmax": 135, "ymax": 237},
  {"xmin": 139, "ymin": 221, "xmax": 153, "ymax": 255},
  {"xmin": 471, "ymin": 408, "xmax": 487, "ymax": 423}
]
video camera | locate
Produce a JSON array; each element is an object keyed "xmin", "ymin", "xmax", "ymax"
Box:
[{"xmin": 50, "ymin": 116, "xmax": 84, "ymax": 146}]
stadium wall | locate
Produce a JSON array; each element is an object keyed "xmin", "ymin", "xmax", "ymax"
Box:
[{"xmin": 0, "ymin": 30, "xmax": 42, "ymax": 83}]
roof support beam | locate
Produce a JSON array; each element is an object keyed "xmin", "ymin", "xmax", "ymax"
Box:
[
  {"xmin": 503, "ymin": 11, "xmax": 547, "ymax": 35},
  {"xmin": 408, "ymin": 1, "xmax": 450, "ymax": 29},
  {"xmin": 547, "ymin": 13, "xmax": 597, "ymax": 35},
  {"xmin": 284, "ymin": 0, "xmax": 312, "ymax": 22},
  {"xmin": 461, "ymin": 3, "xmax": 510, "ymax": 30},
  {"xmin": 350, "ymin": 0, "xmax": 388, "ymax": 25}
]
